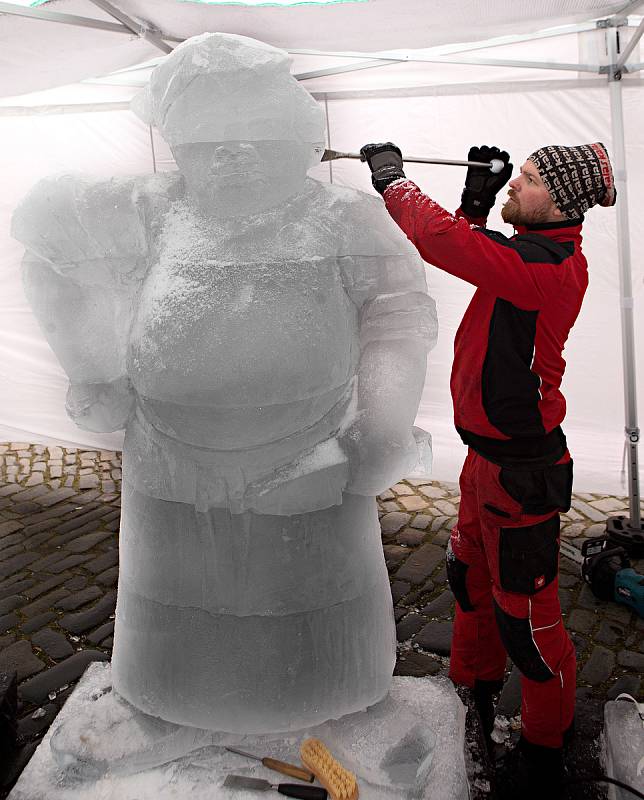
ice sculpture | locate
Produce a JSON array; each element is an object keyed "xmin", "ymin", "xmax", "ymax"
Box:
[{"xmin": 12, "ymin": 33, "xmax": 437, "ymax": 738}]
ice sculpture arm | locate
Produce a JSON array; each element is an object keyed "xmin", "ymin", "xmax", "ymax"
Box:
[
  {"xmin": 338, "ymin": 193, "xmax": 437, "ymax": 495},
  {"xmin": 383, "ymin": 180, "xmax": 568, "ymax": 311},
  {"xmin": 11, "ymin": 175, "xmax": 149, "ymax": 433}
]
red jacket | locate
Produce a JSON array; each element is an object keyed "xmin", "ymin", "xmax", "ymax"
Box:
[{"xmin": 383, "ymin": 180, "xmax": 588, "ymax": 467}]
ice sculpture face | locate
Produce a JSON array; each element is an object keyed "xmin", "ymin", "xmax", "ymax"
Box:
[
  {"xmin": 12, "ymin": 32, "xmax": 438, "ymax": 743},
  {"xmin": 172, "ymin": 140, "xmax": 314, "ymax": 216}
]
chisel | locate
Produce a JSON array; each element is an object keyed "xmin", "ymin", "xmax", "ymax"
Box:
[
  {"xmin": 225, "ymin": 746, "xmax": 315, "ymax": 782},
  {"xmin": 224, "ymin": 774, "xmax": 328, "ymax": 798},
  {"xmin": 322, "ymin": 148, "xmax": 505, "ymax": 173}
]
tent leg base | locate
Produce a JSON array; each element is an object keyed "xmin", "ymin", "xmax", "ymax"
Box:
[{"xmin": 606, "ymin": 515, "xmax": 644, "ymax": 558}]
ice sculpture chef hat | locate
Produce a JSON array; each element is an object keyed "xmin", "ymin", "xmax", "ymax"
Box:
[{"xmin": 131, "ymin": 32, "xmax": 326, "ymax": 151}]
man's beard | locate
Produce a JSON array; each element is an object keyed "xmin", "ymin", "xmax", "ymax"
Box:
[{"xmin": 501, "ymin": 195, "xmax": 556, "ymax": 226}]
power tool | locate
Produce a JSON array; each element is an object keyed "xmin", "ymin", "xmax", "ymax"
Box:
[{"xmin": 560, "ymin": 536, "xmax": 644, "ymax": 618}]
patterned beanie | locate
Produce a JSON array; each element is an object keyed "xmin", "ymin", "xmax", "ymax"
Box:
[{"xmin": 527, "ymin": 142, "xmax": 616, "ymax": 220}]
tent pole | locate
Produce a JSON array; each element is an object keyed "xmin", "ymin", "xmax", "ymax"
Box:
[{"xmin": 606, "ymin": 24, "xmax": 643, "ymax": 545}]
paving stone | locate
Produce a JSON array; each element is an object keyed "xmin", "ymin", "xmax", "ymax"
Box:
[
  {"xmin": 410, "ymin": 514, "xmax": 432, "ymax": 530},
  {"xmin": 617, "ymin": 650, "xmax": 644, "ymax": 671},
  {"xmin": 101, "ymin": 637, "xmax": 113, "ymax": 648},
  {"xmin": 48, "ymin": 554, "xmax": 94, "ymax": 574},
  {"xmin": 606, "ymin": 674, "xmax": 641, "ymax": 700},
  {"xmin": 69, "ymin": 490, "xmax": 103, "ymax": 505},
  {"xmin": 434, "ymin": 499, "xmax": 459, "ymax": 517},
  {"xmin": 96, "ymin": 566, "xmax": 119, "ymax": 587},
  {"xmin": 31, "ymin": 628, "xmax": 74, "ymax": 660},
  {"xmin": 398, "ymin": 495, "xmax": 429, "ymax": 512},
  {"xmin": 570, "ymin": 499, "xmax": 607, "ymax": 523},
  {"xmin": 85, "ymin": 549, "xmax": 119, "ymax": 575},
  {"xmin": 55, "ymin": 586, "xmax": 103, "ymax": 612},
  {"xmin": 430, "ymin": 515, "xmax": 449, "ymax": 533},
  {"xmin": 63, "ymin": 530, "xmax": 114, "ymax": 554},
  {"xmin": 78, "ymin": 475, "xmax": 99, "ymax": 489},
  {"xmin": 104, "ymin": 518, "xmax": 120, "ymax": 532},
  {"xmin": 0, "ymin": 545, "xmax": 26, "ymax": 564},
  {"xmin": 580, "ymin": 645, "xmax": 615, "ymax": 685},
  {"xmin": 54, "ymin": 506, "xmax": 112, "ymax": 534},
  {"xmin": 0, "ymin": 486, "xmax": 24, "ymax": 498},
  {"xmin": 431, "ymin": 529, "xmax": 451, "ymax": 547},
  {"xmin": 25, "ymin": 503, "xmax": 80, "ymax": 525},
  {"xmin": 419, "ymin": 590, "xmax": 455, "ymax": 618},
  {"xmin": 0, "ymin": 612, "xmax": 19, "ymax": 634},
  {"xmin": 12, "ymin": 486, "xmax": 49, "ymax": 503},
  {"xmin": 394, "ymin": 608, "xmax": 406, "ymax": 623},
  {"xmin": 64, "ymin": 575, "xmax": 88, "ymax": 592},
  {"xmin": 59, "ymin": 591, "xmax": 116, "ymax": 634},
  {"xmin": 378, "ymin": 489, "xmax": 394, "ymax": 501},
  {"xmin": 394, "ymin": 651, "xmax": 441, "ymax": 677},
  {"xmin": 383, "ymin": 545, "xmax": 409, "ymax": 568},
  {"xmin": 392, "ymin": 483, "xmax": 414, "ymax": 496},
  {"xmin": 603, "ymin": 603, "xmax": 632, "ymax": 625},
  {"xmin": 395, "ymin": 543, "xmax": 445, "ymax": 584},
  {"xmin": 21, "ymin": 612, "xmax": 58, "ymax": 634},
  {"xmin": 0, "ymin": 533, "xmax": 26, "ymax": 550},
  {"xmin": 0, "ymin": 595, "xmax": 26, "ymax": 615},
  {"xmin": 417, "ymin": 485, "xmax": 447, "ymax": 499},
  {"xmin": 590, "ymin": 497, "xmax": 627, "ymax": 514},
  {"xmin": 0, "ymin": 520, "xmax": 23, "ymax": 536},
  {"xmin": 396, "ymin": 612, "xmax": 427, "ymax": 642},
  {"xmin": 0, "ymin": 640, "xmax": 44, "ymax": 681},
  {"xmin": 0, "ymin": 553, "xmax": 38, "ymax": 580},
  {"xmin": 26, "ymin": 531, "xmax": 56, "ymax": 549},
  {"xmin": 379, "ymin": 501, "xmax": 399, "ymax": 514},
  {"xmin": 21, "ymin": 588, "xmax": 69, "ymax": 617},
  {"xmin": 0, "ymin": 579, "xmax": 36, "ymax": 601},
  {"xmin": 88, "ymin": 621, "xmax": 115, "ymax": 645},
  {"xmin": 558, "ymin": 572, "xmax": 579, "ymax": 589},
  {"xmin": 380, "ymin": 512, "xmax": 411, "ymax": 534},
  {"xmin": 0, "ymin": 633, "xmax": 16, "ymax": 648},
  {"xmin": 25, "ymin": 473, "xmax": 44, "ymax": 487},
  {"xmin": 497, "ymin": 666, "xmax": 522, "ymax": 717},
  {"xmin": 23, "ymin": 573, "xmax": 70, "ymax": 600},
  {"xmin": 28, "ymin": 551, "xmax": 70, "ymax": 573},
  {"xmin": 390, "ymin": 580, "xmax": 410, "ymax": 603},
  {"xmin": 577, "ymin": 583, "xmax": 603, "ymax": 611},
  {"xmin": 48, "ymin": 523, "xmax": 105, "ymax": 547},
  {"xmin": 396, "ymin": 529, "xmax": 425, "ymax": 547},
  {"xmin": 414, "ymin": 621, "xmax": 453, "ymax": 655},
  {"xmin": 567, "ymin": 609, "xmax": 596, "ymax": 634},
  {"xmin": 595, "ymin": 619, "xmax": 626, "ymax": 646},
  {"xmin": 35, "ymin": 484, "xmax": 76, "ymax": 508},
  {"xmin": 19, "ymin": 650, "xmax": 110, "ymax": 704}
]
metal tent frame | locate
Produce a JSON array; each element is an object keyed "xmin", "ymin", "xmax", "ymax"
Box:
[{"xmin": 1, "ymin": 0, "xmax": 642, "ymax": 538}]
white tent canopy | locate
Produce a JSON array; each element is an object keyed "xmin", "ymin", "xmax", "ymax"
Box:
[{"xmin": 0, "ymin": 1, "xmax": 642, "ymax": 526}]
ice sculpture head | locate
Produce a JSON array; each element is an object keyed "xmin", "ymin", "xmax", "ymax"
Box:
[{"xmin": 132, "ymin": 32, "xmax": 326, "ymax": 214}]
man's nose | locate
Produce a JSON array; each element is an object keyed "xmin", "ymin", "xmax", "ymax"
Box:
[{"xmin": 508, "ymin": 176, "xmax": 520, "ymax": 190}]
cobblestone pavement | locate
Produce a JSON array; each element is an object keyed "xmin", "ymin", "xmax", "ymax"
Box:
[{"xmin": 0, "ymin": 442, "xmax": 642, "ymax": 798}]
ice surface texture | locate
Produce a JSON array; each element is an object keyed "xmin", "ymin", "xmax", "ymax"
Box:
[
  {"xmin": 11, "ymin": 32, "xmax": 437, "ymax": 732},
  {"xmin": 603, "ymin": 698, "xmax": 644, "ymax": 800}
]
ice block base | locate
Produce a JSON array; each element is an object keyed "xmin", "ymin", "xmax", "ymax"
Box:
[{"xmin": 9, "ymin": 662, "xmax": 468, "ymax": 800}]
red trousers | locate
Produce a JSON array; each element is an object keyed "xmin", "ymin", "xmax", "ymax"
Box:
[{"xmin": 447, "ymin": 448, "xmax": 576, "ymax": 749}]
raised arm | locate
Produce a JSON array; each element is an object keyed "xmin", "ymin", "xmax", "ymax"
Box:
[{"xmin": 11, "ymin": 173, "xmax": 151, "ymax": 432}]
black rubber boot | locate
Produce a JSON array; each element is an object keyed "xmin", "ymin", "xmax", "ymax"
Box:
[
  {"xmin": 473, "ymin": 678, "xmax": 503, "ymax": 740},
  {"xmin": 495, "ymin": 736, "xmax": 565, "ymax": 800}
]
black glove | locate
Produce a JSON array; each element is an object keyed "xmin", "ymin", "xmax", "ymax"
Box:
[
  {"xmin": 360, "ymin": 142, "xmax": 406, "ymax": 195},
  {"xmin": 460, "ymin": 145, "xmax": 512, "ymax": 218}
]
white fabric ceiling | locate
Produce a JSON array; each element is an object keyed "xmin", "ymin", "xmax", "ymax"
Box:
[{"xmin": 0, "ymin": 0, "xmax": 638, "ymax": 97}]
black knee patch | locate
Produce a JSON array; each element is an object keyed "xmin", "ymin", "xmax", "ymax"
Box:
[
  {"xmin": 446, "ymin": 541, "xmax": 475, "ymax": 612},
  {"xmin": 499, "ymin": 515, "xmax": 560, "ymax": 595},
  {"xmin": 493, "ymin": 600, "xmax": 555, "ymax": 682}
]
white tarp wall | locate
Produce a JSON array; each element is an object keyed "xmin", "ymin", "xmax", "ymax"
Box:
[{"xmin": 1, "ymin": 27, "xmax": 642, "ymax": 494}]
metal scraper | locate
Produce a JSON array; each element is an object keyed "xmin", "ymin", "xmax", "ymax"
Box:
[{"xmin": 224, "ymin": 774, "xmax": 328, "ymax": 798}]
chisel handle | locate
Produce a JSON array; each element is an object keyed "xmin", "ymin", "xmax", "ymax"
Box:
[
  {"xmin": 277, "ymin": 784, "xmax": 328, "ymax": 799},
  {"xmin": 263, "ymin": 757, "xmax": 315, "ymax": 783}
]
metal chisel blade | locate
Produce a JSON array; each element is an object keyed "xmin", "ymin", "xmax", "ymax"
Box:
[{"xmin": 224, "ymin": 774, "xmax": 273, "ymax": 791}]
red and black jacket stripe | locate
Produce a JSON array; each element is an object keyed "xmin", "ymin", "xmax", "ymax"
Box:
[{"xmin": 382, "ymin": 180, "xmax": 588, "ymax": 467}]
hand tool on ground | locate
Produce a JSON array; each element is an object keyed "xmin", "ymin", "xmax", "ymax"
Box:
[
  {"xmin": 223, "ymin": 774, "xmax": 328, "ymax": 798},
  {"xmin": 225, "ymin": 746, "xmax": 315, "ymax": 782},
  {"xmin": 559, "ymin": 536, "xmax": 644, "ymax": 617},
  {"xmin": 322, "ymin": 148, "xmax": 505, "ymax": 173}
]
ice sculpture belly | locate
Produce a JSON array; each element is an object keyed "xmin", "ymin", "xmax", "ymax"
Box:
[
  {"xmin": 128, "ymin": 228, "xmax": 358, "ymax": 448},
  {"xmin": 112, "ymin": 482, "xmax": 396, "ymax": 732}
]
